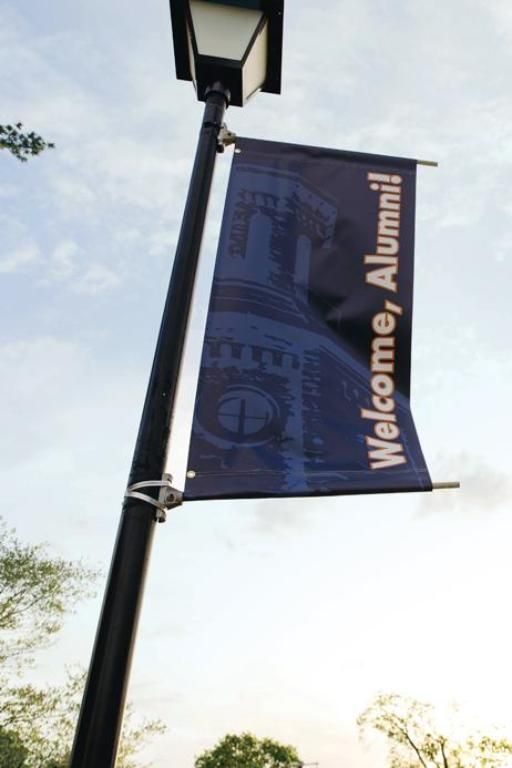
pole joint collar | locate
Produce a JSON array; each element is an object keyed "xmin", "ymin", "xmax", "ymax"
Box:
[{"xmin": 204, "ymin": 83, "xmax": 231, "ymax": 107}]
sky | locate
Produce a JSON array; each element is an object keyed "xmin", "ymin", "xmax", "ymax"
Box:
[{"xmin": 1, "ymin": 0, "xmax": 512, "ymax": 765}]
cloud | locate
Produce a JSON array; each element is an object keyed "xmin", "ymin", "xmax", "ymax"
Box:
[
  {"xmin": 0, "ymin": 241, "xmax": 40, "ymax": 273},
  {"xmin": 0, "ymin": 333, "xmax": 143, "ymax": 546},
  {"xmin": 0, "ymin": 337, "xmax": 88, "ymax": 464},
  {"xmin": 49, "ymin": 175, "xmax": 98, "ymax": 215},
  {"xmin": 73, "ymin": 263, "xmax": 120, "ymax": 295},
  {"xmin": 488, "ymin": 0, "xmax": 512, "ymax": 41},
  {"xmin": 250, "ymin": 497, "xmax": 314, "ymax": 536},
  {"xmin": 0, "ymin": 182, "xmax": 18, "ymax": 199},
  {"xmin": 48, "ymin": 239, "xmax": 78, "ymax": 280}
]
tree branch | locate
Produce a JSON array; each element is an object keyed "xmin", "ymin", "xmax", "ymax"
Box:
[{"xmin": 396, "ymin": 724, "xmax": 430, "ymax": 768}]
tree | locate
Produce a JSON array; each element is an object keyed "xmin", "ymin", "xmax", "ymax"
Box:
[
  {"xmin": 195, "ymin": 732, "xmax": 302, "ymax": 768},
  {"xmin": 0, "ymin": 518, "xmax": 164, "ymax": 766},
  {"xmin": 0, "ymin": 123, "xmax": 54, "ymax": 161},
  {"xmin": 358, "ymin": 693, "xmax": 512, "ymax": 768},
  {"xmin": 0, "ymin": 518, "xmax": 95, "ymax": 670},
  {"xmin": 0, "ymin": 725, "xmax": 29, "ymax": 768},
  {"xmin": 0, "ymin": 669, "xmax": 164, "ymax": 768}
]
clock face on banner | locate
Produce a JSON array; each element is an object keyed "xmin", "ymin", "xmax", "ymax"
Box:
[
  {"xmin": 213, "ymin": 387, "xmax": 281, "ymax": 445},
  {"xmin": 185, "ymin": 137, "xmax": 431, "ymax": 501}
]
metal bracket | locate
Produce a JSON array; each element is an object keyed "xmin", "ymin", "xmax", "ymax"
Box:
[
  {"xmin": 217, "ymin": 123, "xmax": 236, "ymax": 153},
  {"xmin": 124, "ymin": 473, "xmax": 183, "ymax": 523}
]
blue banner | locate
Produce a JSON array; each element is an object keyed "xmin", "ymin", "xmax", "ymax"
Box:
[{"xmin": 184, "ymin": 138, "xmax": 432, "ymax": 500}]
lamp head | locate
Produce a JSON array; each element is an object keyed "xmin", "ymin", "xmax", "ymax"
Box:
[{"xmin": 170, "ymin": 0, "xmax": 284, "ymax": 107}]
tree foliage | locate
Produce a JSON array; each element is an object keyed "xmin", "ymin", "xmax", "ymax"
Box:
[
  {"xmin": 0, "ymin": 518, "xmax": 164, "ymax": 766},
  {"xmin": 358, "ymin": 693, "xmax": 512, "ymax": 768},
  {"xmin": 0, "ymin": 671, "xmax": 165, "ymax": 768},
  {"xmin": 0, "ymin": 725, "xmax": 29, "ymax": 767},
  {"xmin": 0, "ymin": 519, "xmax": 96, "ymax": 670},
  {"xmin": 0, "ymin": 672, "xmax": 86, "ymax": 767},
  {"xmin": 195, "ymin": 732, "xmax": 302, "ymax": 768},
  {"xmin": 0, "ymin": 123, "xmax": 54, "ymax": 161}
]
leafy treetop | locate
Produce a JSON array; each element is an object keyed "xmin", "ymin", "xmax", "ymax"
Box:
[
  {"xmin": 195, "ymin": 732, "xmax": 302, "ymax": 768},
  {"xmin": 358, "ymin": 693, "xmax": 512, "ymax": 768},
  {"xmin": 0, "ymin": 519, "xmax": 96, "ymax": 670}
]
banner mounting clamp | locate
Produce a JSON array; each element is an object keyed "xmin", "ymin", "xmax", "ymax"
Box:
[
  {"xmin": 124, "ymin": 474, "xmax": 183, "ymax": 522},
  {"xmin": 217, "ymin": 123, "xmax": 236, "ymax": 153}
]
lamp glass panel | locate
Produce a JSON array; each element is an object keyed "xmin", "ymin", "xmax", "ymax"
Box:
[
  {"xmin": 186, "ymin": 23, "xmax": 197, "ymax": 85},
  {"xmin": 242, "ymin": 19, "xmax": 268, "ymax": 102},
  {"xmin": 190, "ymin": 0, "xmax": 264, "ymax": 61}
]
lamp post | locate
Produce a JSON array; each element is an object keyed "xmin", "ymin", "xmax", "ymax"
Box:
[{"xmin": 69, "ymin": 2, "xmax": 283, "ymax": 766}]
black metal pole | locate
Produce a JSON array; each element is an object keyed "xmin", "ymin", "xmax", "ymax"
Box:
[{"xmin": 69, "ymin": 86, "xmax": 228, "ymax": 768}]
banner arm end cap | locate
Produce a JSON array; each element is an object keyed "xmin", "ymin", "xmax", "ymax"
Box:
[{"xmin": 432, "ymin": 481, "xmax": 460, "ymax": 490}]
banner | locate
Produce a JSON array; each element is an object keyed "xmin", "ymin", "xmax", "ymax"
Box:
[{"xmin": 184, "ymin": 138, "xmax": 432, "ymax": 500}]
